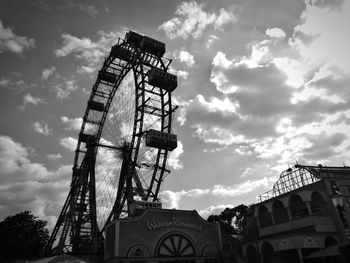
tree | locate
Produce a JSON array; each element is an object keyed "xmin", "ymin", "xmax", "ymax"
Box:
[
  {"xmin": 0, "ymin": 211, "xmax": 49, "ymax": 262},
  {"xmin": 207, "ymin": 204, "xmax": 253, "ymax": 235}
]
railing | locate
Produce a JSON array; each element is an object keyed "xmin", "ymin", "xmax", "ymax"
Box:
[
  {"xmin": 257, "ymin": 203, "xmax": 329, "ymax": 229},
  {"xmin": 258, "ymin": 166, "xmax": 320, "ymax": 202}
]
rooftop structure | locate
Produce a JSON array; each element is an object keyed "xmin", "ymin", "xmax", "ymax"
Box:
[
  {"xmin": 258, "ymin": 164, "xmax": 350, "ymax": 202},
  {"xmin": 242, "ymin": 164, "xmax": 350, "ymax": 263}
]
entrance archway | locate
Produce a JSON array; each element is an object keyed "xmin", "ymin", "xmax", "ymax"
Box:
[{"xmin": 157, "ymin": 232, "xmax": 197, "ymax": 262}]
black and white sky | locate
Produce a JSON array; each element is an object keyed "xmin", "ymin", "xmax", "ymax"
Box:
[{"xmin": 0, "ymin": 0, "xmax": 350, "ymax": 230}]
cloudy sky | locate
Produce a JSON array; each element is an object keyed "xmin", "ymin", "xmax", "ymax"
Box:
[{"xmin": 1, "ymin": 0, "xmax": 350, "ymax": 231}]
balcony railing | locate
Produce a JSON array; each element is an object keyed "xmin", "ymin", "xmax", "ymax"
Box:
[{"xmin": 257, "ymin": 202, "xmax": 329, "ymax": 229}]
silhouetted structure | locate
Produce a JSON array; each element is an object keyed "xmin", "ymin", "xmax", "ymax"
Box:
[
  {"xmin": 242, "ymin": 164, "xmax": 350, "ymax": 263},
  {"xmin": 46, "ymin": 31, "xmax": 178, "ymax": 257}
]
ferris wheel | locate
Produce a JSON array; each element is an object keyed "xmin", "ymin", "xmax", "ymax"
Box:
[{"xmin": 47, "ymin": 31, "xmax": 178, "ymax": 254}]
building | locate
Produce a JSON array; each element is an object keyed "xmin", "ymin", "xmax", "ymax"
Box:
[
  {"xmin": 242, "ymin": 164, "xmax": 350, "ymax": 263},
  {"xmin": 104, "ymin": 207, "xmax": 222, "ymax": 263}
]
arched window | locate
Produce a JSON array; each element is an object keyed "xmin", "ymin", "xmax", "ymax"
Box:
[
  {"xmin": 246, "ymin": 245, "xmax": 258, "ymax": 263},
  {"xmin": 258, "ymin": 205, "xmax": 273, "ymax": 228},
  {"xmin": 289, "ymin": 194, "xmax": 309, "ymax": 220},
  {"xmin": 324, "ymin": 236, "xmax": 337, "ymax": 248},
  {"xmin": 156, "ymin": 232, "xmax": 196, "ymax": 258},
  {"xmin": 310, "ymin": 192, "xmax": 328, "ymax": 216},
  {"xmin": 261, "ymin": 242, "xmax": 274, "ymax": 263},
  {"xmin": 272, "ymin": 200, "xmax": 289, "ymax": 224}
]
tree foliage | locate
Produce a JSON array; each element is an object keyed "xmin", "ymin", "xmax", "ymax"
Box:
[
  {"xmin": 0, "ymin": 211, "xmax": 49, "ymax": 262},
  {"xmin": 207, "ymin": 204, "xmax": 253, "ymax": 235}
]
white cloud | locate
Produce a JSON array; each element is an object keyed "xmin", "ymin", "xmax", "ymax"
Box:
[
  {"xmin": 168, "ymin": 141, "xmax": 184, "ymax": 170},
  {"xmin": 293, "ymin": 1, "xmax": 350, "ymax": 70},
  {"xmin": 55, "ymin": 31, "xmax": 121, "ymax": 74},
  {"xmin": 0, "ymin": 78, "xmax": 11, "ymax": 86},
  {"xmin": 206, "ymin": 34, "xmax": 219, "ymax": 48},
  {"xmin": 0, "ymin": 20, "xmax": 35, "ymax": 54},
  {"xmin": 178, "ymin": 94, "xmax": 240, "ymax": 131},
  {"xmin": 54, "ymin": 79, "xmax": 78, "ymax": 99},
  {"xmin": 0, "ymin": 77, "xmax": 30, "ymax": 91},
  {"xmin": 41, "ymin": 67, "xmax": 56, "ymax": 80},
  {"xmin": 65, "ymin": 1, "xmax": 98, "ymax": 18},
  {"xmin": 0, "ymin": 135, "xmax": 66, "ymax": 183},
  {"xmin": 195, "ymin": 126, "xmax": 245, "ymax": 146},
  {"xmin": 19, "ymin": 94, "xmax": 45, "ymax": 110},
  {"xmin": 266, "ymin": 28, "xmax": 286, "ymax": 38},
  {"xmin": 214, "ymin": 8, "xmax": 236, "ymax": 29},
  {"xmin": 34, "ymin": 1, "xmax": 98, "ymax": 18},
  {"xmin": 159, "ymin": 1, "xmax": 235, "ymax": 39},
  {"xmin": 210, "ymin": 52, "xmax": 239, "ymax": 93},
  {"xmin": 161, "ymin": 188, "xmax": 210, "ymax": 209},
  {"xmin": 55, "ymin": 34, "xmax": 97, "ymax": 57},
  {"xmin": 46, "ymin": 153, "xmax": 63, "ymax": 160},
  {"xmin": 213, "ymin": 51, "xmax": 232, "ymax": 68},
  {"xmin": 199, "ymin": 204, "xmax": 234, "ymax": 219},
  {"xmin": 61, "ymin": 116, "xmax": 83, "ymax": 130},
  {"xmin": 184, "ymin": 39, "xmax": 348, "ymax": 160},
  {"xmin": 0, "ymin": 135, "xmax": 71, "ymax": 229},
  {"xmin": 212, "ymin": 177, "xmax": 275, "ymax": 197},
  {"xmin": 160, "ymin": 176, "xmax": 275, "ymax": 210},
  {"xmin": 177, "ymin": 70, "xmax": 189, "ymax": 80},
  {"xmin": 60, "ymin": 137, "xmax": 78, "ymax": 151},
  {"xmin": 33, "ymin": 121, "xmax": 52, "ymax": 136},
  {"xmin": 174, "ymin": 49, "xmax": 195, "ymax": 67},
  {"xmin": 195, "ymin": 94, "xmax": 238, "ymax": 114},
  {"xmin": 77, "ymin": 65, "xmax": 95, "ymax": 74},
  {"xmin": 273, "ymin": 57, "xmax": 304, "ymax": 88},
  {"xmin": 169, "ymin": 67, "xmax": 189, "ymax": 80}
]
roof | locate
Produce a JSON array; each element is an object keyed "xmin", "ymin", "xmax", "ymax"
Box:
[
  {"xmin": 304, "ymin": 244, "xmax": 341, "ymax": 258},
  {"xmin": 258, "ymin": 164, "xmax": 350, "ymax": 202},
  {"xmin": 296, "ymin": 164, "xmax": 350, "ymax": 180}
]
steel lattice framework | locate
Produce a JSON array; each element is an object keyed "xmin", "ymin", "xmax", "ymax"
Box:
[
  {"xmin": 258, "ymin": 164, "xmax": 350, "ymax": 202},
  {"xmin": 47, "ymin": 31, "xmax": 177, "ymax": 254},
  {"xmin": 258, "ymin": 165, "xmax": 320, "ymax": 202}
]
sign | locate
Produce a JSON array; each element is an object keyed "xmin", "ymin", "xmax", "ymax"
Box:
[{"xmin": 146, "ymin": 216, "xmax": 202, "ymax": 232}]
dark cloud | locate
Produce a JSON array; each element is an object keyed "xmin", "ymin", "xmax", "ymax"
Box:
[
  {"xmin": 292, "ymin": 97, "xmax": 349, "ymax": 126},
  {"xmin": 311, "ymin": 70, "xmax": 350, "ymax": 99},
  {"xmin": 329, "ymin": 114, "xmax": 350, "ymax": 126},
  {"xmin": 236, "ymin": 0, "xmax": 306, "ymax": 36},
  {"xmin": 301, "ymin": 132, "xmax": 347, "ymax": 160},
  {"xmin": 0, "ymin": 135, "xmax": 70, "ymax": 229},
  {"xmin": 312, "ymin": 0, "xmax": 345, "ymax": 10}
]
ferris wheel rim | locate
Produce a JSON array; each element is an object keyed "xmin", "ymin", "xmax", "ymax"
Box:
[
  {"xmin": 46, "ymin": 31, "xmax": 178, "ymax": 254},
  {"xmin": 73, "ymin": 35, "xmax": 173, "ymax": 229}
]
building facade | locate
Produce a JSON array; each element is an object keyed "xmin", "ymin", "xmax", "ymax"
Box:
[
  {"xmin": 242, "ymin": 165, "xmax": 350, "ymax": 263},
  {"xmin": 104, "ymin": 208, "xmax": 222, "ymax": 263}
]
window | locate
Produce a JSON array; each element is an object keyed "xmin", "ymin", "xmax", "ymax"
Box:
[{"xmin": 157, "ymin": 233, "xmax": 196, "ymax": 258}]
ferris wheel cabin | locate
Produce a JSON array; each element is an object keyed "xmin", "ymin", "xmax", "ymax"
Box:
[
  {"xmin": 125, "ymin": 31, "xmax": 143, "ymax": 47},
  {"xmin": 145, "ymin": 129, "xmax": 177, "ymax": 151},
  {"xmin": 140, "ymin": 36, "xmax": 165, "ymax": 57},
  {"xmin": 110, "ymin": 45, "xmax": 133, "ymax": 62},
  {"xmin": 125, "ymin": 31, "xmax": 166, "ymax": 57},
  {"xmin": 128, "ymin": 200, "xmax": 162, "ymax": 217},
  {"xmin": 148, "ymin": 67, "xmax": 177, "ymax": 92},
  {"xmin": 87, "ymin": 100, "xmax": 105, "ymax": 112},
  {"xmin": 98, "ymin": 70, "xmax": 118, "ymax": 84},
  {"xmin": 79, "ymin": 133, "xmax": 96, "ymax": 145}
]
